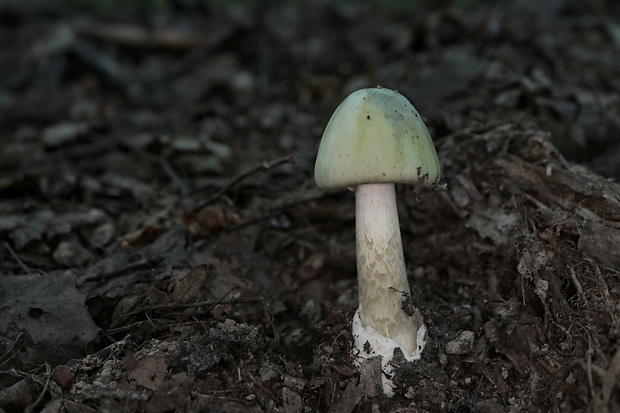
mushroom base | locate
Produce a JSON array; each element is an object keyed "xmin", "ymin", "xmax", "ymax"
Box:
[{"xmin": 352, "ymin": 309, "xmax": 427, "ymax": 397}]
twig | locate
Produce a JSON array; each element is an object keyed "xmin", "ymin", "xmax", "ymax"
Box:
[
  {"xmin": 251, "ymin": 376, "xmax": 280, "ymax": 402},
  {"xmin": 0, "ymin": 368, "xmax": 29, "ymax": 379},
  {"xmin": 261, "ymin": 298, "xmax": 280, "ymax": 345},
  {"xmin": 85, "ymin": 257, "xmax": 162, "ymax": 283},
  {"xmin": 0, "ymin": 333, "xmax": 24, "ymax": 369},
  {"xmin": 74, "ymin": 20, "xmax": 207, "ymax": 49},
  {"xmin": 125, "ymin": 296, "xmax": 262, "ymax": 317},
  {"xmin": 150, "ymin": 29, "xmax": 234, "ymax": 86},
  {"xmin": 568, "ymin": 267, "xmax": 584, "ymax": 296},
  {"xmin": 192, "ymin": 154, "xmax": 298, "ymax": 212},
  {"xmin": 3, "ymin": 242, "xmax": 31, "ymax": 275},
  {"xmin": 116, "ymin": 286, "xmax": 246, "ymax": 320},
  {"xmin": 159, "ymin": 156, "xmax": 191, "ymax": 196},
  {"xmin": 586, "ymin": 335, "xmax": 595, "ymax": 401},
  {"xmin": 71, "ymin": 39, "xmax": 134, "ymax": 91},
  {"xmin": 107, "ymin": 288, "xmax": 285, "ymax": 340},
  {"xmin": 25, "ymin": 364, "xmax": 52, "ymax": 413},
  {"xmin": 191, "ymin": 189, "xmax": 328, "ymax": 246},
  {"xmin": 433, "ymin": 121, "xmax": 502, "ymax": 148}
]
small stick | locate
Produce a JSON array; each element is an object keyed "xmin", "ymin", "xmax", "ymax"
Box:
[
  {"xmin": 120, "ymin": 296, "xmax": 265, "ymax": 318},
  {"xmin": 568, "ymin": 267, "xmax": 584, "ymax": 296},
  {"xmin": 27, "ymin": 364, "xmax": 52, "ymax": 413},
  {"xmin": 116, "ymin": 286, "xmax": 245, "ymax": 320},
  {"xmin": 0, "ymin": 333, "xmax": 24, "ymax": 368},
  {"xmin": 159, "ymin": 156, "xmax": 191, "ymax": 196},
  {"xmin": 192, "ymin": 154, "xmax": 298, "ymax": 212},
  {"xmin": 85, "ymin": 257, "xmax": 161, "ymax": 283},
  {"xmin": 3, "ymin": 242, "xmax": 31, "ymax": 275}
]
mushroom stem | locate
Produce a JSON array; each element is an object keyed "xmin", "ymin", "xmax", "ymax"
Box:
[{"xmin": 355, "ymin": 183, "xmax": 420, "ymax": 356}]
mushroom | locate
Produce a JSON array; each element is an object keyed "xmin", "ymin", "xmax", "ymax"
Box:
[{"xmin": 314, "ymin": 87, "xmax": 441, "ymax": 395}]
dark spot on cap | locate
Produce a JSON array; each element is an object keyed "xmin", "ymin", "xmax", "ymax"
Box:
[{"xmin": 367, "ymin": 115, "xmax": 371, "ymax": 120}]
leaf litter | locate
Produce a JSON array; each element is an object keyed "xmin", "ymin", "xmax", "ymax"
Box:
[{"xmin": 1, "ymin": 1, "xmax": 620, "ymax": 412}]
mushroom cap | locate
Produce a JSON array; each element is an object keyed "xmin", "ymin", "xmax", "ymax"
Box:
[{"xmin": 314, "ymin": 87, "xmax": 441, "ymax": 189}]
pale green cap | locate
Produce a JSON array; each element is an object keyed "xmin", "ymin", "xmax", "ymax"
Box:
[{"xmin": 314, "ymin": 87, "xmax": 441, "ymax": 189}]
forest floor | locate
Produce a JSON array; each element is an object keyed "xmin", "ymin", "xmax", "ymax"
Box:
[{"xmin": 1, "ymin": 1, "xmax": 620, "ymax": 412}]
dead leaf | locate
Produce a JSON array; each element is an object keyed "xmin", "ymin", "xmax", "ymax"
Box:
[
  {"xmin": 128, "ymin": 351, "xmax": 167, "ymax": 391},
  {"xmin": 0, "ymin": 271, "xmax": 99, "ymax": 365},
  {"xmin": 466, "ymin": 205, "xmax": 519, "ymax": 245},
  {"xmin": 171, "ymin": 266, "xmax": 208, "ymax": 304},
  {"xmin": 182, "ymin": 205, "xmax": 242, "ymax": 238},
  {"xmin": 118, "ymin": 226, "xmax": 169, "ymax": 247}
]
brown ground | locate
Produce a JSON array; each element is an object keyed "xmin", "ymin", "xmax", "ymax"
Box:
[{"xmin": 1, "ymin": 1, "xmax": 620, "ymax": 412}]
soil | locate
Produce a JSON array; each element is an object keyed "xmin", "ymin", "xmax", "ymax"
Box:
[{"xmin": 1, "ymin": 1, "xmax": 620, "ymax": 412}]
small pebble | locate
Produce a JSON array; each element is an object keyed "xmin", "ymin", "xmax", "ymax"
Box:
[
  {"xmin": 445, "ymin": 330, "xmax": 475, "ymax": 355},
  {"xmin": 52, "ymin": 365, "xmax": 74, "ymax": 390}
]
